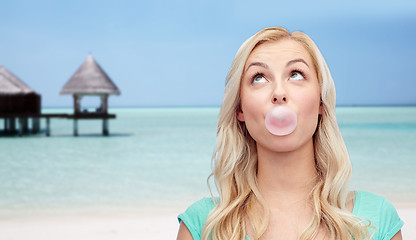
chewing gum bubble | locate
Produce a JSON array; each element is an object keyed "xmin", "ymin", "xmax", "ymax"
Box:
[{"xmin": 265, "ymin": 106, "xmax": 297, "ymax": 136}]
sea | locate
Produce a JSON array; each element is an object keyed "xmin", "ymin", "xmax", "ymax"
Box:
[{"xmin": 0, "ymin": 106, "xmax": 415, "ymax": 218}]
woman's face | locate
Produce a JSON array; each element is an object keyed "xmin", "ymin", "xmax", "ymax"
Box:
[{"xmin": 237, "ymin": 39, "xmax": 321, "ymax": 153}]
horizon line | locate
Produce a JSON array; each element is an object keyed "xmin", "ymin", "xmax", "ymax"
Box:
[{"xmin": 41, "ymin": 104, "xmax": 416, "ymax": 109}]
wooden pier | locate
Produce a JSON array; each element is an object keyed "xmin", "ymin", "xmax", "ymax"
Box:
[
  {"xmin": 0, "ymin": 113, "xmax": 115, "ymax": 136},
  {"xmin": 1, "ymin": 56, "xmax": 121, "ymax": 137}
]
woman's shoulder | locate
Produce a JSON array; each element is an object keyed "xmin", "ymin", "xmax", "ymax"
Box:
[
  {"xmin": 177, "ymin": 197, "xmax": 217, "ymax": 240},
  {"xmin": 180, "ymin": 197, "xmax": 217, "ymax": 219},
  {"xmin": 353, "ymin": 190, "xmax": 398, "ymax": 216},
  {"xmin": 353, "ymin": 190, "xmax": 404, "ymax": 239}
]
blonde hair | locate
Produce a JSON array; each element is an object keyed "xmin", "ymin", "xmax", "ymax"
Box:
[{"xmin": 202, "ymin": 27, "xmax": 372, "ymax": 240}]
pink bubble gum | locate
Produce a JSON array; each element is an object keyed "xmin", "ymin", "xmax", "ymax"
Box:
[{"xmin": 265, "ymin": 106, "xmax": 297, "ymax": 136}]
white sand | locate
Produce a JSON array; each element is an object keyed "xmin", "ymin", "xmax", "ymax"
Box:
[
  {"xmin": 0, "ymin": 213, "xmax": 179, "ymax": 240},
  {"xmin": 0, "ymin": 208, "xmax": 414, "ymax": 240},
  {"xmin": 397, "ymin": 208, "xmax": 416, "ymax": 240}
]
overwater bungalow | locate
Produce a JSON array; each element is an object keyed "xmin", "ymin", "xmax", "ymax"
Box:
[
  {"xmin": 0, "ymin": 66, "xmax": 41, "ymax": 135},
  {"xmin": 60, "ymin": 55, "xmax": 121, "ymax": 136}
]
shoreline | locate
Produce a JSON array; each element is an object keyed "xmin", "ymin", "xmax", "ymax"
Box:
[{"xmin": 0, "ymin": 206, "xmax": 414, "ymax": 240}]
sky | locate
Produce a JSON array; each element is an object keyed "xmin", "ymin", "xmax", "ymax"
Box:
[{"xmin": 1, "ymin": 0, "xmax": 416, "ymax": 107}]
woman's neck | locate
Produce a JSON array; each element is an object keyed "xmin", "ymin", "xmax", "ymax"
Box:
[{"xmin": 256, "ymin": 138, "xmax": 318, "ymax": 209}]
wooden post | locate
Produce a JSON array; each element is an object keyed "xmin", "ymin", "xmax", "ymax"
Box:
[
  {"xmin": 5, "ymin": 118, "xmax": 12, "ymax": 134},
  {"xmin": 10, "ymin": 117, "xmax": 16, "ymax": 133},
  {"xmin": 23, "ymin": 118, "xmax": 29, "ymax": 134},
  {"xmin": 74, "ymin": 119, "xmax": 78, "ymax": 136},
  {"xmin": 74, "ymin": 94, "xmax": 82, "ymax": 114},
  {"xmin": 18, "ymin": 118, "xmax": 23, "ymax": 136},
  {"xmin": 32, "ymin": 118, "xmax": 40, "ymax": 133},
  {"xmin": 74, "ymin": 95, "xmax": 77, "ymax": 113},
  {"xmin": 46, "ymin": 117, "xmax": 50, "ymax": 136},
  {"xmin": 103, "ymin": 118, "xmax": 109, "ymax": 136},
  {"xmin": 100, "ymin": 95, "xmax": 108, "ymax": 113}
]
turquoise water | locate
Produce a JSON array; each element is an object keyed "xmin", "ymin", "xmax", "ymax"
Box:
[
  {"xmin": 337, "ymin": 107, "xmax": 416, "ymax": 205},
  {"xmin": 0, "ymin": 107, "xmax": 415, "ymax": 216}
]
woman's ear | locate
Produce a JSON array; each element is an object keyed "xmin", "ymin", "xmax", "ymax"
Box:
[
  {"xmin": 236, "ymin": 104, "xmax": 245, "ymax": 122},
  {"xmin": 237, "ymin": 110, "xmax": 245, "ymax": 122}
]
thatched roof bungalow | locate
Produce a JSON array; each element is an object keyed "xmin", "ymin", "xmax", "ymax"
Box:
[
  {"xmin": 0, "ymin": 66, "xmax": 41, "ymax": 114},
  {"xmin": 60, "ymin": 55, "xmax": 120, "ymax": 114}
]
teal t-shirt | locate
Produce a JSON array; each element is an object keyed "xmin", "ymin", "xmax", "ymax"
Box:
[{"xmin": 178, "ymin": 191, "xmax": 404, "ymax": 240}]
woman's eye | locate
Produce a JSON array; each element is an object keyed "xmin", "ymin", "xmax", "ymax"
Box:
[
  {"xmin": 252, "ymin": 74, "xmax": 267, "ymax": 84},
  {"xmin": 289, "ymin": 71, "xmax": 304, "ymax": 81}
]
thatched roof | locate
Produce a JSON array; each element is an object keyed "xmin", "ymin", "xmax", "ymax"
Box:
[
  {"xmin": 0, "ymin": 66, "xmax": 38, "ymax": 95},
  {"xmin": 60, "ymin": 55, "xmax": 121, "ymax": 95}
]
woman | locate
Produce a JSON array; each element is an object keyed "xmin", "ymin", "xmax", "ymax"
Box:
[{"xmin": 177, "ymin": 27, "xmax": 403, "ymax": 240}]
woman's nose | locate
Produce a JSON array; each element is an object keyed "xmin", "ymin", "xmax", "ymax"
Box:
[
  {"xmin": 271, "ymin": 83, "xmax": 288, "ymax": 104},
  {"xmin": 272, "ymin": 96, "xmax": 287, "ymax": 104}
]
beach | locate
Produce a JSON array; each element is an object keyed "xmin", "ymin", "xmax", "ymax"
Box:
[
  {"xmin": 0, "ymin": 213, "xmax": 179, "ymax": 240},
  {"xmin": 0, "ymin": 107, "xmax": 415, "ymax": 239}
]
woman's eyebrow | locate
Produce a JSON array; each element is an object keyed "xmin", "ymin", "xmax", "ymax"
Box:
[
  {"xmin": 245, "ymin": 62, "xmax": 269, "ymax": 72},
  {"xmin": 286, "ymin": 58, "xmax": 309, "ymax": 68}
]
